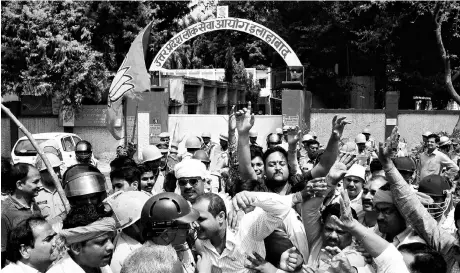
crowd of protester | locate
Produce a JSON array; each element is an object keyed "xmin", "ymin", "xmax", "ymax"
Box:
[{"xmin": 2, "ymin": 102, "xmax": 460, "ymax": 273}]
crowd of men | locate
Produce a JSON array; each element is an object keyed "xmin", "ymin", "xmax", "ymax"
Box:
[{"xmin": 2, "ymin": 103, "xmax": 460, "ymax": 273}]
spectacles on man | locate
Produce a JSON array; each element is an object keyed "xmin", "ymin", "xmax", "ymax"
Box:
[{"xmin": 178, "ymin": 178, "xmax": 201, "ymax": 187}]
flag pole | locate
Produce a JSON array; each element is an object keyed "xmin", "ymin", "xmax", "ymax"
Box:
[{"xmin": 1, "ymin": 103, "xmax": 71, "ymax": 213}]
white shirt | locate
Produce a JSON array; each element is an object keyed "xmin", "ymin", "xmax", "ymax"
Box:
[
  {"xmin": 2, "ymin": 261, "xmax": 39, "ymax": 273},
  {"xmin": 110, "ymin": 232, "xmax": 141, "ymax": 273},
  {"xmin": 374, "ymin": 244, "xmax": 410, "ymax": 273},
  {"xmin": 195, "ymin": 192, "xmax": 292, "ymax": 273},
  {"xmin": 47, "ymin": 253, "xmax": 112, "ymax": 273},
  {"xmin": 275, "ymin": 208, "xmax": 309, "ymax": 264}
]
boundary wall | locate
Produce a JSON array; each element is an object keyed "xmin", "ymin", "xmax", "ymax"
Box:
[{"xmin": 1, "ymin": 110, "xmax": 459, "ymax": 158}]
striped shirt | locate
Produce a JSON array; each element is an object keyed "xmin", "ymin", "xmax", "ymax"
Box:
[{"xmin": 195, "ymin": 192, "xmax": 293, "ymax": 273}]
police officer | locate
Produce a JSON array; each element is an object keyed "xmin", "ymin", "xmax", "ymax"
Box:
[
  {"xmin": 62, "ymin": 164, "xmax": 107, "ymax": 215},
  {"xmin": 34, "ymin": 153, "xmax": 66, "ymax": 230},
  {"xmin": 182, "ymin": 136, "xmax": 202, "ymax": 161},
  {"xmin": 159, "ymin": 132, "xmax": 171, "ymax": 146},
  {"xmin": 141, "ymin": 145, "xmax": 165, "ymax": 194},
  {"xmin": 200, "ymin": 132, "xmax": 216, "ymax": 156},
  {"xmin": 74, "ymin": 140, "xmax": 98, "ymax": 167},
  {"xmin": 141, "ymin": 192, "xmax": 199, "ymax": 273}
]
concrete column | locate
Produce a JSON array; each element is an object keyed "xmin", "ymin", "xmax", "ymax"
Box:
[
  {"xmin": 281, "ymin": 82, "xmax": 308, "ymax": 132},
  {"xmin": 385, "ymin": 91, "xmax": 399, "ymax": 139}
]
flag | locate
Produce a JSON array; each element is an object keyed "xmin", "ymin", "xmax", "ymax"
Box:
[{"xmin": 106, "ymin": 21, "xmax": 153, "ymax": 140}]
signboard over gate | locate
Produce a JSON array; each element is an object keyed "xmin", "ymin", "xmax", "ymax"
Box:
[{"xmin": 150, "ymin": 17, "xmax": 302, "ymax": 71}]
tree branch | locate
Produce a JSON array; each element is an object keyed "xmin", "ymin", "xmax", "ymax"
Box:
[
  {"xmin": 433, "ymin": 2, "xmax": 460, "ymax": 105},
  {"xmin": 452, "ymin": 70, "xmax": 460, "ymax": 82}
]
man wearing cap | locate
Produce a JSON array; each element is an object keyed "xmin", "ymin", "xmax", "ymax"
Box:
[
  {"xmin": 48, "ymin": 204, "xmax": 116, "ymax": 273},
  {"xmin": 439, "ymin": 136, "xmax": 452, "ymax": 155},
  {"xmin": 362, "ymin": 127, "xmax": 376, "ymax": 153},
  {"xmin": 34, "ymin": 153, "xmax": 66, "ymax": 231},
  {"xmin": 355, "ymin": 133, "xmax": 373, "ymax": 167},
  {"xmin": 141, "ymin": 145, "xmax": 166, "ymax": 194},
  {"xmin": 343, "ymin": 164, "xmax": 366, "ymax": 222},
  {"xmin": 159, "ymin": 132, "xmax": 171, "ymax": 146},
  {"xmin": 266, "ymin": 133, "xmax": 282, "ymax": 150},
  {"xmin": 209, "ymin": 132, "xmax": 229, "ymax": 173},
  {"xmin": 104, "ymin": 191, "xmax": 151, "ymax": 273},
  {"xmin": 450, "ymin": 138, "xmax": 460, "ymax": 166},
  {"xmin": 249, "ymin": 129, "xmax": 261, "ymax": 148},
  {"xmin": 201, "ymin": 132, "xmax": 217, "ymax": 156},
  {"xmin": 298, "ymin": 134, "xmax": 319, "ymax": 173},
  {"xmin": 418, "ymin": 133, "xmax": 458, "ymax": 181},
  {"xmin": 174, "ymin": 159, "xmax": 208, "ymax": 204}
]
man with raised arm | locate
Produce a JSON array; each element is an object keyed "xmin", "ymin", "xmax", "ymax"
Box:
[
  {"xmin": 236, "ymin": 101, "xmax": 350, "ymax": 195},
  {"xmin": 378, "ymin": 127, "xmax": 459, "ymax": 273}
]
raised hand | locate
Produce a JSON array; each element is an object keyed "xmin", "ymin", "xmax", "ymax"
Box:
[
  {"xmin": 331, "ymin": 115, "xmax": 351, "ymax": 140},
  {"xmin": 286, "ymin": 126, "xmax": 302, "ymax": 146},
  {"xmin": 338, "ymin": 188, "xmax": 357, "ymax": 231},
  {"xmin": 280, "ymin": 247, "xmax": 303, "ymax": 272},
  {"xmin": 301, "ymin": 177, "xmax": 328, "ymax": 200},
  {"xmin": 228, "ymin": 209, "xmax": 244, "ymax": 231},
  {"xmin": 325, "ymin": 162, "xmax": 348, "ymax": 186},
  {"xmin": 229, "ymin": 105, "xmax": 236, "ymax": 131},
  {"xmin": 245, "ymin": 252, "xmax": 278, "ymax": 273},
  {"xmin": 378, "ymin": 126, "xmax": 399, "ymax": 167},
  {"xmin": 235, "ymin": 101, "xmax": 255, "ymax": 134},
  {"xmin": 336, "ymin": 153, "xmax": 358, "ymax": 169}
]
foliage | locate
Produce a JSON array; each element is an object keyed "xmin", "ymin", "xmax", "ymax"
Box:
[{"xmin": 1, "ymin": 1, "xmax": 189, "ymax": 114}]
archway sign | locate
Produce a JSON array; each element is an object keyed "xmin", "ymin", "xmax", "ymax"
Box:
[{"xmin": 149, "ymin": 17, "xmax": 302, "ymax": 71}]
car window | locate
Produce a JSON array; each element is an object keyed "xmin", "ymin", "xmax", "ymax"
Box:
[
  {"xmin": 14, "ymin": 139, "xmax": 48, "ymax": 156},
  {"xmin": 72, "ymin": 136, "xmax": 81, "ymax": 146},
  {"xmin": 61, "ymin": 136, "xmax": 75, "ymax": 152}
]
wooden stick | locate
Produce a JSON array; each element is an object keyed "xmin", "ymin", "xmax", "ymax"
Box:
[{"xmin": 1, "ymin": 103, "xmax": 71, "ymax": 213}]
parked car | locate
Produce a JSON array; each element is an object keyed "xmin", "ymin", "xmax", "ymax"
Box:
[{"xmin": 11, "ymin": 132, "xmax": 95, "ymax": 168}]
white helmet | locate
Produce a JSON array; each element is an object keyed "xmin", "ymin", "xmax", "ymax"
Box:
[
  {"xmin": 362, "ymin": 128, "xmax": 371, "ymax": 134},
  {"xmin": 35, "ymin": 153, "xmax": 62, "ymax": 172},
  {"xmin": 141, "ymin": 145, "xmax": 162, "ymax": 162},
  {"xmin": 355, "ymin": 134, "xmax": 367, "ymax": 144},
  {"xmin": 249, "ymin": 129, "xmax": 258, "ymax": 138},
  {"xmin": 439, "ymin": 136, "xmax": 451, "ymax": 147},
  {"xmin": 103, "ymin": 191, "xmax": 151, "ymax": 229},
  {"xmin": 302, "ymin": 134, "xmax": 314, "ymax": 142},
  {"xmin": 275, "ymin": 128, "xmax": 283, "ymax": 134}
]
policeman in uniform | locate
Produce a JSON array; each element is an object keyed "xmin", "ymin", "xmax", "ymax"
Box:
[
  {"xmin": 34, "ymin": 153, "xmax": 66, "ymax": 231},
  {"xmin": 74, "ymin": 140, "xmax": 98, "ymax": 167},
  {"xmin": 159, "ymin": 132, "xmax": 171, "ymax": 146},
  {"xmin": 62, "ymin": 164, "xmax": 108, "ymax": 216},
  {"xmin": 200, "ymin": 132, "xmax": 216, "ymax": 156},
  {"xmin": 249, "ymin": 129, "xmax": 261, "ymax": 149},
  {"xmin": 141, "ymin": 192, "xmax": 200, "ymax": 273}
]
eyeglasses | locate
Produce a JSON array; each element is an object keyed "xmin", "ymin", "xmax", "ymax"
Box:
[{"xmin": 178, "ymin": 178, "xmax": 201, "ymax": 187}]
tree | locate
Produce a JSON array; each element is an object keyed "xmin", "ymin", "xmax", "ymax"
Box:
[
  {"xmin": 1, "ymin": 1, "xmax": 108, "ymax": 115},
  {"xmin": 431, "ymin": 2, "xmax": 460, "ymax": 135}
]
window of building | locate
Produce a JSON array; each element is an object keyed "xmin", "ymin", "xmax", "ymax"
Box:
[
  {"xmin": 259, "ymin": 79, "xmax": 267, "ymax": 88},
  {"xmin": 187, "ymin": 105, "xmax": 197, "ymax": 114}
]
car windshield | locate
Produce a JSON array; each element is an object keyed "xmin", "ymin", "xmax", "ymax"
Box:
[{"xmin": 14, "ymin": 139, "xmax": 49, "ymax": 156}]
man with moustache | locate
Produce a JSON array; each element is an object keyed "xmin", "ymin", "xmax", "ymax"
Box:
[
  {"xmin": 192, "ymin": 191, "xmax": 295, "ymax": 273},
  {"xmin": 343, "ymin": 164, "xmax": 366, "ymax": 222},
  {"xmin": 137, "ymin": 164, "xmax": 157, "ymax": 196},
  {"xmin": 373, "ymin": 186, "xmax": 425, "ymax": 248},
  {"xmin": 1, "ymin": 163, "xmax": 43, "ymax": 267},
  {"xmin": 361, "ymin": 176, "xmax": 388, "ymax": 228},
  {"xmin": 141, "ymin": 145, "xmax": 166, "ymax": 194},
  {"xmin": 174, "ymin": 159, "xmax": 207, "ymax": 204},
  {"xmin": 48, "ymin": 205, "xmax": 116, "ymax": 273},
  {"xmin": 3, "ymin": 216, "xmax": 59, "ymax": 273},
  {"xmin": 418, "ymin": 133, "xmax": 458, "ymax": 181}
]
